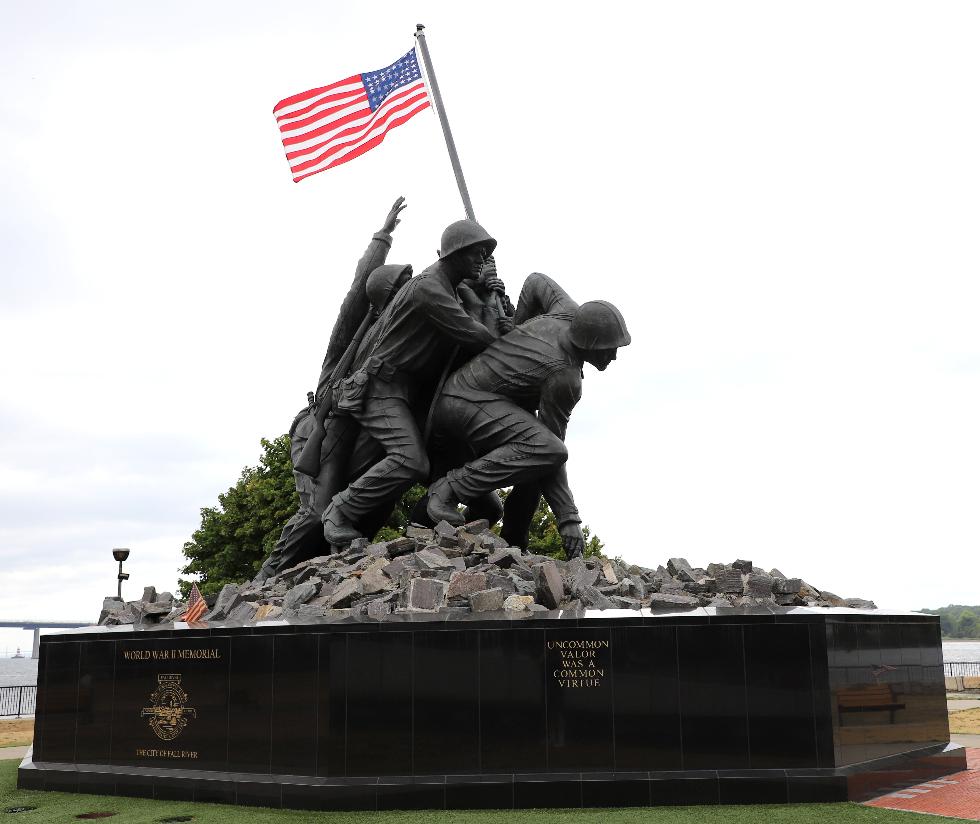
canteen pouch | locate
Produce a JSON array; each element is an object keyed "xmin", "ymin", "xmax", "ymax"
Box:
[{"xmin": 335, "ymin": 369, "xmax": 369, "ymax": 414}]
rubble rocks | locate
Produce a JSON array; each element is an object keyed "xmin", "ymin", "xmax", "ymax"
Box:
[
  {"xmin": 325, "ymin": 578, "xmax": 362, "ymax": 609},
  {"xmin": 405, "ymin": 578, "xmax": 446, "ymax": 612},
  {"xmin": 283, "ymin": 581, "xmax": 318, "ymax": 610},
  {"xmin": 773, "ymin": 577, "xmax": 803, "ymax": 594},
  {"xmin": 208, "ymin": 583, "xmax": 244, "ymax": 619},
  {"xmin": 744, "ymin": 573, "xmax": 773, "ymax": 599},
  {"xmin": 535, "ymin": 561, "xmax": 564, "ymax": 609},
  {"xmin": 716, "ymin": 568, "xmax": 744, "ymax": 594},
  {"xmin": 444, "ymin": 571, "xmax": 483, "ymax": 599},
  {"xmin": 649, "ymin": 593, "xmax": 700, "ymax": 610},
  {"xmin": 469, "ymin": 588, "xmax": 505, "ymax": 612},
  {"xmin": 667, "ymin": 558, "xmax": 695, "ymax": 581},
  {"xmin": 97, "ymin": 528, "xmax": 877, "ymax": 627},
  {"xmin": 361, "ymin": 563, "xmax": 393, "ymax": 595}
]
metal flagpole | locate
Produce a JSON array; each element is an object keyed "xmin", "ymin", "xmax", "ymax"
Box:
[
  {"xmin": 414, "ymin": 23, "xmax": 503, "ymax": 317},
  {"xmin": 414, "ymin": 24, "xmax": 505, "ymax": 446},
  {"xmin": 414, "ymin": 24, "xmax": 477, "ymax": 222}
]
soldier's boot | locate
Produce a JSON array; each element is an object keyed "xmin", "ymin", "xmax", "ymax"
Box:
[
  {"xmin": 251, "ymin": 560, "xmax": 277, "ymax": 586},
  {"xmin": 322, "ymin": 503, "xmax": 363, "ymax": 545},
  {"xmin": 426, "ymin": 477, "xmax": 465, "ymax": 526}
]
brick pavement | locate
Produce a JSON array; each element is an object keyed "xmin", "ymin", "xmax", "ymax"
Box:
[{"xmin": 865, "ymin": 748, "xmax": 980, "ymax": 820}]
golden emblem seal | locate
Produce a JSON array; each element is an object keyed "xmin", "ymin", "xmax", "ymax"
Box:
[{"xmin": 140, "ymin": 674, "xmax": 197, "ymax": 741}]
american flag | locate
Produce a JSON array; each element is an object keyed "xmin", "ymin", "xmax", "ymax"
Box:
[
  {"xmin": 181, "ymin": 583, "xmax": 208, "ymax": 623},
  {"xmin": 274, "ymin": 49, "xmax": 430, "ymax": 183}
]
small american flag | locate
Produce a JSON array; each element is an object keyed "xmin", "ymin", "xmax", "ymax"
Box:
[
  {"xmin": 274, "ymin": 49, "xmax": 430, "ymax": 183},
  {"xmin": 181, "ymin": 583, "xmax": 208, "ymax": 623}
]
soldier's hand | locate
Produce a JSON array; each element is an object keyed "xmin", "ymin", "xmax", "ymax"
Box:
[
  {"xmin": 484, "ymin": 276, "xmax": 506, "ymax": 296},
  {"xmin": 559, "ymin": 523, "xmax": 585, "ymax": 559},
  {"xmin": 381, "ymin": 196, "xmax": 407, "ymax": 234},
  {"xmin": 497, "ymin": 315, "xmax": 515, "ymax": 335},
  {"xmin": 480, "ymin": 255, "xmax": 498, "ymax": 282}
]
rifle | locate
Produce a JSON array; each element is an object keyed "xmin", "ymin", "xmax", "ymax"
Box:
[{"xmin": 293, "ymin": 310, "xmax": 374, "ymax": 477}]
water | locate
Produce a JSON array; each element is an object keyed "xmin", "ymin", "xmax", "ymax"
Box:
[
  {"xmin": 0, "ymin": 656, "xmax": 38, "ymax": 688},
  {"xmin": 941, "ymin": 640, "xmax": 980, "ymax": 662}
]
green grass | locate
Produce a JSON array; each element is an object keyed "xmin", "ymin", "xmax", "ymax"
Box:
[{"xmin": 0, "ymin": 760, "xmax": 953, "ymax": 823}]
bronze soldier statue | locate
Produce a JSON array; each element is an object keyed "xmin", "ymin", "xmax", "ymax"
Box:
[
  {"xmin": 251, "ymin": 391, "xmax": 321, "ymax": 582},
  {"xmin": 405, "ymin": 252, "xmax": 516, "ymax": 529},
  {"xmin": 253, "ymin": 198, "xmax": 413, "ymax": 582},
  {"xmin": 425, "ymin": 273, "xmax": 630, "ymax": 558},
  {"xmin": 321, "ymin": 219, "xmax": 512, "ymax": 546}
]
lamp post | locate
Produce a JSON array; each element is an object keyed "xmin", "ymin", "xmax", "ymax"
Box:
[{"xmin": 113, "ymin": 548, "xmax": 130, "ymax": 599}]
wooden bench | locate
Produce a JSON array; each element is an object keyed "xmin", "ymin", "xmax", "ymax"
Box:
[{"xmin": 837, "ymin": 685, "xmax": 906, "ymax": 725}]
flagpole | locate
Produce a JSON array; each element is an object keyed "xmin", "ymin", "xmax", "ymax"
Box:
[
  {"xmin": 414, "ymin": 24, "xmax": 477, "ymax": 222},
  {"xmin": 414, "ymin": 22, "xmax": 504, "ymax": 323},
  {"xmin": 414, "ymin": 23, "xmax": 505, "ymax": 448}
]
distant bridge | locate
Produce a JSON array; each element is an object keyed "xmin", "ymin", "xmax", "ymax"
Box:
[{"xmin": 0, "ymin": 620, "xmax": 91, "ymax": 659}]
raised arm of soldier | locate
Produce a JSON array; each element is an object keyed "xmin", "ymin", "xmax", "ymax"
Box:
[{"xmin": 315, "ymin": 196, "xmax": 407, "ymax": 400}]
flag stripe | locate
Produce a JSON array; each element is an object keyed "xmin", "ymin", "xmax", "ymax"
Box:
[
  {"xmin": 282, "ymin": 81, "xmax": 424, "ymax": 152},
  {"xmin": 180, "ymin": 583, "xmax": 207, "ymax": 622},
  {"xmin": 276, "ymin": 88, "xmax": 367, "ymax": 131},
  {"xmin": 285, "ymin": 83, "xmax": 425, "ymax": 159},
  {"xmin": 293, "ymin": 100, "xmax": 430, "ymax": 182},
  {"xmin": 273, "ymin": 75, "xmax": 361, "ymax": 115},
  {"xmin": 274, "ymin": 49, "xmax": 430, "ymax": 183},
  {"xmin": 278, "ymin": 92, "xmax": 370, "ymax": 136},
  {"xmin": 281, "ymin": 93, "xmax": 378, "ymax": 149},
  {"xmin": 310, "ymin": 104, "xmax": 431, "ymax": 177},
  {"xmin": 289, "ymin": 90, "xmax": 428, "ymax": 175}
]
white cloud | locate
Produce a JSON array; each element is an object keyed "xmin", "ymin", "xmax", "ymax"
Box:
[{"xmin": 1, "ymin": 1, "xmax": 978, "ymax": 655}]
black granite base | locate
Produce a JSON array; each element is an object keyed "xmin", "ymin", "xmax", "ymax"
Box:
[
  {"xmin": 19, "ymin": 608, "xmax": 964, "ymax": 809},
  {"xmin": 18, "ymin": 743, "xmax": 968, "ymax": 809}
]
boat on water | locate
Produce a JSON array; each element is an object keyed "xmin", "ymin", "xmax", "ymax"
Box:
[{"xmin": 12, "ymin": 648, "xmax": 24, "ymax": 658}]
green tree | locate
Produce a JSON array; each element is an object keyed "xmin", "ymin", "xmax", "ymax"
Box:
[
  {"xmin": 956, "ymin": 610, "xmax": 979, "ymax": 639},
  {"xmin": 917, "ymin": 605, "xmax": 980, "ymax": 638},
  {"xmin": 180, "ymin": 435, "xmax": 297, "ymax": 598},
  {"xmin": 522, "ymin": 494, "xmax": 604, "ymax": 560},
  {"xmin": 374, "ymin": 483, "xmax": 427, "ymax": 542}
]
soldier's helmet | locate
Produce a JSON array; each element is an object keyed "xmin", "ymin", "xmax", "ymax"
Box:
[
  {"xmin": 570, "ymin": 301, "xmax": 632, "ymax": 350},
  {"xmin": 439, "ymin": 219, "xmax": 497, "ymax": 259},
  {"xmin": 366, "ymin": 264, "xmax": 412, "ymax": 310}
]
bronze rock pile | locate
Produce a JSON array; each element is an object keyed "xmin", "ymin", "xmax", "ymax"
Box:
[{"xmin": 98, "ymin": 520, "xmax": 875, "ymax": 626}]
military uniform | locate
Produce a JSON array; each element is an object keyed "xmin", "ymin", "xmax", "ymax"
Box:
[
  {"xmin": 431, "ymin": 273, "xmax": 587, "ymax": 533},
  {"xmin": 326, "ymin": 260, "xmax": 498, "ymax": 526},
  {"xmin": 253, "ymin": 397, "xmax": 324, "ymax": 582},
  {"xmin": 253, "ymin": 227, "xmax": 401, "ymax": 582}
]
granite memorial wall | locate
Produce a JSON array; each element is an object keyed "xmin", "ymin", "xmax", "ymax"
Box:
[{"xmin": 19, "ymin": 609, "xmax": 964, "ymax": 809}]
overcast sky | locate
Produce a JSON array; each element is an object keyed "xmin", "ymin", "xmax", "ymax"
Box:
[{"xmin": 2, "ymin": 1, "xmax": 978, "ymax": 654}]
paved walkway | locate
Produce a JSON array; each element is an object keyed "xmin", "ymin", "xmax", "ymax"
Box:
[
  {"xmin": 0, "ymin": 745, "xmax": 28, "ymax": 760},
  {"xmin": 950, "ymin": 699, "xmax": 980, "ymax": 712},
  {"xmin": 865, "ymin": 747, "xmax": 980, "ymax": 820}
]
